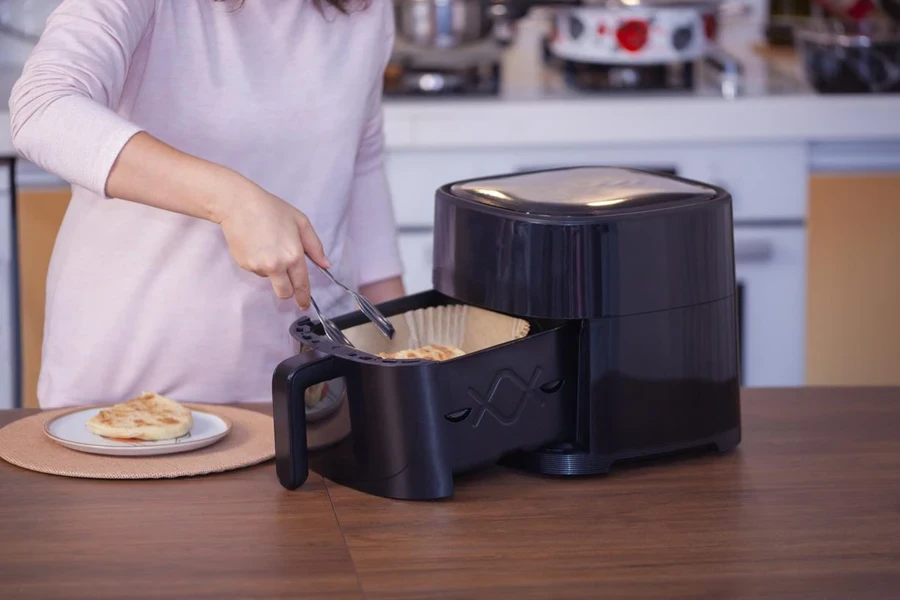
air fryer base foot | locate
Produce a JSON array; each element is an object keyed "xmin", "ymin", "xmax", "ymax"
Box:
[{"xmin": 501, "ymin": 427, "xmax": 741, "ymax": 477}]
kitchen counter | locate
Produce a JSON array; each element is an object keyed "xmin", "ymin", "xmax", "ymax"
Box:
[
  {"xmin": 2, "ymin": 387, "xmax": 899, "ymax": 598},
  {"xmin": 382, "ymin": 91, "xmax": 900, "ymax": 150}
]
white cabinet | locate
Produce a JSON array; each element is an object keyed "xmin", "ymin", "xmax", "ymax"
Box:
[
  {"xmin": 733, "ymin": 226, "xmax": 807, "ymax": 387},
  {"xmin": 397, "ymin": 229, "xmax": 434, "ymax": 294}
]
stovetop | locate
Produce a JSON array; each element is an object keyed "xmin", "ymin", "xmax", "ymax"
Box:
[
  {"xmin": 385, "ymin": 38, "xmax": 505, "ymax": 97},
  {"xmin": 383, "ymin": 14, "xmax": 810, "ymax": 100},
  {"xmin": 385, "ymin": 47, "xmax": 748, "ymax": 99},
  {"xmin": 390, "ymin": 38, "xmax": 506, "ymax": 71}
]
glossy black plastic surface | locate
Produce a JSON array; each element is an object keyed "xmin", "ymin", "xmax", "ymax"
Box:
[
  {"xmin": 273, "ymin": 294, "xmax": 741, "ymax": 499},
  {"xmin": 273, "ymin": 353, "xmax": 335, "ymax": 490},
  {"xmin": 503, "ymin": 295, "xmax": 742, "ymax": 475},
  {"xmin": 435, "ymin": 167, "xmax": 736, "ymax": 320},
  {"xmin": 272, "ymin": 165, "xmax": 742, "ymax": 500},
  {"xmin": 273, "ymin": 291, "xmax": 577, "ymax": 500}
]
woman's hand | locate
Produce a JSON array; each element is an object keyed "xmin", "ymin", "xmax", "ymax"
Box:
[
  {"xmin": 215, "ymin": 179, "xmax": 329, "ymax": 309},
  {"xmin": 104, "ymin": 132, "xmax": 328, "ymax": 309}
]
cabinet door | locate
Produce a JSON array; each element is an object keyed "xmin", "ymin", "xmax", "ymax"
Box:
[
  {"xmin": 806, "ymin": 172, "xmax": 900, "ymax": 385},
  {"xmin": 17, "ymin": 187, "xmax": 71, "ymax": 408}
]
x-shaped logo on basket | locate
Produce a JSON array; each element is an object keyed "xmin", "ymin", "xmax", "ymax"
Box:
[{"xmin": 466, "ymin": 367, "xmax": 544, "ymax": 428}]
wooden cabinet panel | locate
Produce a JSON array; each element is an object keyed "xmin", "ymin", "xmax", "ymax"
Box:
[
  {"xmin": 806, "ymin": 173, "xmax": 900, "ymax": 385},
  {"xmin": 16, "ymin": 187, "xmax": 70, "ymax": 408}
]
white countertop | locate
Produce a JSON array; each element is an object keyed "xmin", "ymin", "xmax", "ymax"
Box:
[{"xmin": 382, "ymin": 92, "xmax": 900, "ymax": 149}]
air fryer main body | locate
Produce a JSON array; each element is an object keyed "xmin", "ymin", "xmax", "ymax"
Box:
[{"xmin": 273, "ymin": 167, "xmax": 742, "ymax": 500}]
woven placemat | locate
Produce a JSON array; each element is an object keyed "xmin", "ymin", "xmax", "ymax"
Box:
[{"xmin": 0, "ymin": 404, "xmax": 274, "ymax": 480}]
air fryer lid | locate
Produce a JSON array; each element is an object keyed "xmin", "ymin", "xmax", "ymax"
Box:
[
  {"xmin": 448, "ymin": 166, "xmax": 718, "ymax": 217},
  {"xmin": 434, "ymin": 166, "xmax": 736, "ymax": 320}
]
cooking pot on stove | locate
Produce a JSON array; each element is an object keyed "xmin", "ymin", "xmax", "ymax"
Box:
[
  {"xmin": 547, "ymin": 0, "xmax": 727, "ymax": 66},
  {"xmin": 794, "ymin": 16, "xmax": 900, "ymax": 93},
  {"xmin": 394, "ymin": 0, "xmax": 580, "ymax": 48},
  {"xmin": 394, "ymin": 0, "xmax": 491, "ymax": 48}
]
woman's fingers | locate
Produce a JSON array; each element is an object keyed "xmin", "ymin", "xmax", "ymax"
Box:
[
  {"xmin": 218, "ymin": 192, "xmax": 326, "ymax": 310},
  {"xmin": 269, "ymin": 271, "xmax": 295, "ymax": 301},
  {"xmin": 287, "ymin": 258, "xmax": 311, "ymax": 310},
  {"xmin": 296, "ymin": 213, "xmax": 331, "ymax": 269}
]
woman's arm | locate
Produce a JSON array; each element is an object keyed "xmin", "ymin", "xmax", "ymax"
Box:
[
  {"xmin": 9, "ymin": 0, "xmax": 326, "ymax": 308},
  {"xmin": 360, "ymin": 276, "xmax": 405, "ymax": 305},
  {"xmin": 9, "ymin": 0, "xmax": 155, "ymax": 194},
  {"xmin": 105, "ymin": 132, "xmax": 329, "ymax": 306}
]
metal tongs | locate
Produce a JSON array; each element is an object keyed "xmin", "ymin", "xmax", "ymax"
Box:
[{"xmin": 307, "ymin": 264, "xmax": 395, "ymax": 348}]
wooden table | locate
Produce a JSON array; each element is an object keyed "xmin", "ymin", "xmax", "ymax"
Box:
[{"xmin": 2, "ymin": 388, "xmax": 899, "ymax": 599}]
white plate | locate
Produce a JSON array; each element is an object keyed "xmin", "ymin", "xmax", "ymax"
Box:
[
  {"xmin": 44, "ymin": 408, "xmax": 232, "ymax": 457},
  {"xmin": 306, "ymin": 378, "xmax": 346, "ymax": 423}
]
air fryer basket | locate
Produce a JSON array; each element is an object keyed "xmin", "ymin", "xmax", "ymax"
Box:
[{"xmin": 273, "ymin": 291, "xmax": 580, "ymax": 500}]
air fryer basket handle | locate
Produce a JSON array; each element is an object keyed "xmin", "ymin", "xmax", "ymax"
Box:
[{"xmin": 272, "ymin": 353, "xmax": 342, "ymax": 490}]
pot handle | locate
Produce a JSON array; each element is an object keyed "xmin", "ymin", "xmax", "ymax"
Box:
[{"xmin": 273, "ymin": 353, "xmax": 343, "ymax": 490}]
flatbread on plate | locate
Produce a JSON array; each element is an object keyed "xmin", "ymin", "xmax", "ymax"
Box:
[{"xmin": 86, "ymin": 392, "xmax": 193, "ymax": 441}]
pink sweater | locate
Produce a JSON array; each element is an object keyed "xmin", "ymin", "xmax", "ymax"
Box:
[{"xmin": 9, "ymin": 0, "xmax": 402, "ymax": 408}]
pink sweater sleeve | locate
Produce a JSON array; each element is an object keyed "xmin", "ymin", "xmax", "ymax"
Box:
[
  {"xmin": 8, "ymin": 0, "xmax": 155, "ymax": 196},
  {"xmin": 346, "ymin": 21, "xmax": 404, "ymax": 288}
]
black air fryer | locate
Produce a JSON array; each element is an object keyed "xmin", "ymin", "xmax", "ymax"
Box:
[{"xmin": 273, "ymin": 166, "xmax": 741, "ymax": 500}]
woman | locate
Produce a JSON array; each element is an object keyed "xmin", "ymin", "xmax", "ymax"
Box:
[{"xmin": 9, "ymin": 0, "xmax": 404, "ymax": 408}]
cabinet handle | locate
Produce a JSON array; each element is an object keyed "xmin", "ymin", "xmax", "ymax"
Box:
[{"xmin": 734, "ymin": 239, "xmax": 773, "ymax": 263}]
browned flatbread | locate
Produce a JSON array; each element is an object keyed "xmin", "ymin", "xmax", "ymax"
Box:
[
  {"xmin": 378, "ymin": 344, "xmax": 466, "ymax": 362},
  {"xmin": 86, "ymin": 392, "xmax": 193, "ymax": 441}
]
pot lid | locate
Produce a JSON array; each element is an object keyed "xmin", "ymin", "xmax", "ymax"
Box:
[{"xmin": 448, "ymin": 166, "xmax": 719, "ymax": 217}]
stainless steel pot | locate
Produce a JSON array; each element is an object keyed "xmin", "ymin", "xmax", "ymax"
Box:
[
  {"xmin": 794, "ymin": 17, "xmax": 900, "ymax": 93},
  {"xmin": 393, "ymin": 0, "xmax": 581, "ymax": 49},
  {"xmin": 394, "ymin": 0, "xmax": 494, "ymax": 49}
]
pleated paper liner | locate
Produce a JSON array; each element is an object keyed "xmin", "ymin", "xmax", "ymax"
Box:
[
  {"xmin": 298, "ymin": 304, "xmax": 532, "ymax": 451},
  {"xmin": 344, "ymin": 304, "xmax": 531, "ymax": 356},
  {"xmin": 0, "ymin": 404, "xmax": 275, "ymax": 480}
]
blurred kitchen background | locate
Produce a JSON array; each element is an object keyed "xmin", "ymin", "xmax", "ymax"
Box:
[{"xmin": 0, "ymin": 0, "xmax": 898, "ymax": 408}]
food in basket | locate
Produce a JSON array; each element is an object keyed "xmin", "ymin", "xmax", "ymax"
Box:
[
  {"xmin": 378, "ymin": 344, "xmax": 466, "ymax": 361},
  {"xmin": 305, "ymin": 382, "xmax": 329, "ymax": 408},
  {"xmin": 86, "ymin": 392, "xmax": 193, "ymax": 441}
]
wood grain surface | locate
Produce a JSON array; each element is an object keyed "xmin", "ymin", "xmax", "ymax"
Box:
[
  {"xmin": 0, "ymin": 408, "xmax": 361, "ymax": 600},
  {"xmin": 2, "ymin": 388, "xmax": 899, "ymax": 599}
]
